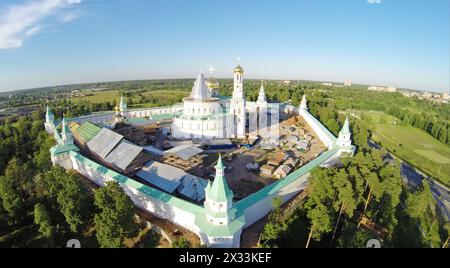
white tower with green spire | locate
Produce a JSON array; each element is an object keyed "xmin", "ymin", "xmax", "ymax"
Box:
[
  {"xmin": 231, "ymin": 63, "xmax": 246, "ymax": 138},
  {"xmin": 299, "ymin": 94, "xmax": 308, "ymax": 111},
  {"xmin": 44, "ymin": 106, "xmax": 56, "ymax": 134},
  {"xmin": 50, "ymin": 116, "xmax": 79, "ymax": 170},
  {"xmin": 204, "ymin": 155, "xmax": 235, "ymax": 225},
  {"xmin": 60, "ymin": 117, "xmax": 73, "ymax": 145},
  {"xmin": 337, "ymin": 116, "xmax": 352, "ymax": 147},
  {"xmin": 119, "ymin": 96, "xmax": 128, "ymax": 117}
]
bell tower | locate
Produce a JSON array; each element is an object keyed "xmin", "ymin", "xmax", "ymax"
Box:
[{"xmin": 230, "ymin": 62, "xmax": 246, "ymax": 138}]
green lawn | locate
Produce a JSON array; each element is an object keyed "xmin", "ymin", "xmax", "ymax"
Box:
[
  {"xmin": 360, "ymin": 111, "xmax": 450, "ymax": 186},
  {"xmin": 70, "ymin": 90, "xmax": 120, "ymax": 103},
  {"xmin": 69, "ymin": 89, "xmax": 188, "ymax": 107}
]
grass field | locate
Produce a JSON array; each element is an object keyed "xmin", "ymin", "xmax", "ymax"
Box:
[
  {"xmin": 360, "ymin": 111, "xmax": 450, "ymax": 186},
  {"xmin": 71, "ymin": 90, "xmax": 120, "ymax": 103},
  {"xmin": 70, "ymin": 89, "xmax": 189, "ymax": 107}
]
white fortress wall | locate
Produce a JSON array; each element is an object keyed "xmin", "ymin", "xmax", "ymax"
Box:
[
  {"xmin": 128, "ymin": 106, "xmax": 183, "ymax": 118},
  {"xmin": 71, "ymin": 106, "xmax": 184, "ymax": 125},
  {"xmin": 299, "ymin": 109, "xmax": 335, "ymax": 148},
  {"xmin": 241, "ymin": 173, "xmax": 309, "ymax": 228},
  {"xmin": 69, "ymin": 152, "xmax": 203, "ymax": 238}
]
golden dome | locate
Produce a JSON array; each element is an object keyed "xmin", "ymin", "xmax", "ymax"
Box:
[
  {"xmin": 206, "ymin": 77, "xmax": 220, "ymax": 88},
  {"xmin": 234, "ymin": 65, "xmax": 244, "ymax": 74}
]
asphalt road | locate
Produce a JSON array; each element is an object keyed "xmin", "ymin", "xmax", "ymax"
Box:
[{"xmin": 368, "ymin": 140, "xmax": 450, "ymax": 221}]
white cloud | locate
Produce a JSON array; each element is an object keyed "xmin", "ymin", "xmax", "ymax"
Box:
[
  {"xmin": 367, "ymin": 0, "xmax": 382, "ymax": 4},
  {"xmin": 24, "ymin": 25, "xmax": 43, "ymax": 36},
  {"xmin": 0, "ymin": 0, "xmax": 82, "ymax": 49},
  {"xmin": 61, "ymin": 12, "xmax": 77, "ymax": 22}
]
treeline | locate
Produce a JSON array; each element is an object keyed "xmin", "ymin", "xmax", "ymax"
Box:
[{"xmin": 259, "ymin": 148, "xmax": 449, "ymax": 248}]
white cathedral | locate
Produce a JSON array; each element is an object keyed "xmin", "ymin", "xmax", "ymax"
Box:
[{"xmin": 171, "ymin": 65, "xmax": 270, "ymax": 140}]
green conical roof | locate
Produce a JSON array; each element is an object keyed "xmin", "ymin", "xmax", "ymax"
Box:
[
  {"xmin": 46, "ymin": 106, "xmax": 54, "ymax": 118},
  {"xmin": 339, "ymin": 116, "xmax": 351, "ymax": 136},
  {"xmin": 61, "ymin": 117, "xmax": 72, "ymax": 141},
  {"xmin": 207, "ymin": 155, "xmax": 233, "ymax": 202}
]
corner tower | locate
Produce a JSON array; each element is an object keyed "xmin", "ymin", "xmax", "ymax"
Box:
[
  {"xmin": 50, "ymin": 116, "xmax": 79, "ymax": 170},
  {"xmin": 204, "ymin": 155, "xmax": 235, "ymax": 225},
  {"xmin": 45, "ymin": 106, "xmax": 55, "ymax": 134},
  {"xmin": 337, "ymin": 116, "xmax": 352, "ymax": 147}
]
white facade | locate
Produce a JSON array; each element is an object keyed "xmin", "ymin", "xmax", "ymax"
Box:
[
  {"xmin": 230, "ymin": 66, "xmax": 246, "ymax": 138},
  {"xmin": 172, "ymin": 66, "xmax": 250, "ymax": 141},
  {"xmin": 172, "ymin": 73, "xmax": 232, "ymax": 140}
]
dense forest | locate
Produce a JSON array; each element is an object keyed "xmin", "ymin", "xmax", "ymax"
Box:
[{"xmin": 259, "ymin": 148, "xmax": 450, "ymax": 248}]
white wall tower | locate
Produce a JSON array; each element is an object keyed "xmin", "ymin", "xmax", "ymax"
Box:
[
  {"xmin": 119, "ymin": 96, "xmax": 128, "ymax": 118},
  {"xmin": 204, "ymin": 155, "xmax": 235, "ymax": 225},
  {"xmin": 45, "ymin": 106, "xmax": 55, "ymax": 134},
  {"xmin": 337, "ymin": 116, "xmax": 352, "ymax": 147},
  {"xmin": 299, "ymin": 95, "xmax": 308, "ymax": 111}
]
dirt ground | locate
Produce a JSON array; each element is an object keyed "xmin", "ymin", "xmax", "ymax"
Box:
[
  {"xmin": 223, "ymin": 115, "xmax": 327, "ymax": 200},
  {"xmin": 279, "ymin": 115, "xmax": 327, "ymax": 163},
  {"xmin": 225, "ymin": 150, "xmax": 276, "ymax": 200}
]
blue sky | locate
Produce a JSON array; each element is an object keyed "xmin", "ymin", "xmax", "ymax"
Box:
[{"xmin": 0, "ymin": 0, "xmax": 448, "ymax": 93}]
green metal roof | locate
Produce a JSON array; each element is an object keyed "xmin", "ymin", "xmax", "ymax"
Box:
[
  {"xmin": 339, "ymin": 116, "xmax": 351, "ymax": 136},
  {"xmin": 194, "ymin": 213, "xmax": 245, "ymax": 237},
  {"xmin": 51, "ymin": 143, "xmax": 79, "ymax": 156},
  {"xmin": 68, "ymin": 151, "xmax": 203, "ymax": 213},
  {"xmin": 204, "ymin": 204, "xmax": 236, "ymax": 219},
  {"xmin": 151, "ymin": 113, "xmax": 177, "ymax": 121},
  {"xmin": 207, "ymin": 156, "xmax": 233, "ymax": 203},
  {"xmin": 125, "ymin": 117, "xmax": 154, "ymax": 124},
  {"xmin": 72, "ymin": 121, "xmax": 102, "ymax": 144}
]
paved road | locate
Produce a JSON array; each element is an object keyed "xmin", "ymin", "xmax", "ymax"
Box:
[{"xmin": 368, "ymin": 140, "xmax": 450, "ymax": 221}]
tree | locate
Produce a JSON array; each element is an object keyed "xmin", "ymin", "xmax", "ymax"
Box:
[
  {"xmin": 172, "ymin": 237, "xmax": 192, "ymax": 248},
  {"xmin": 375, "ymin": 164, "xmax": 403, "ymax": 232},
  {"xmin": 34, "ymin": 203, "xmax": 54, "ymax": 238},
  {"xmin": 304, "ymin": 168, "xmax": 335, "ymax": 248},
  {"xmin": 442, "ymin": 222, "xmax": 450, "ymax": 248},
  {"xmin": 34, "ymin": 166, "xmax": 67, "ymax": 201},
  {"xmin": 356, "ymin": 151, "xmax": 384, "ymax": 228},
  {"xmin": 259, "ymin": 197, "xmax": 287, "ymax": 247},
  {"xmin": 305, "ymin": 203, "xmax": 332, "ymax": 248},
  {"xmin": 4, "ymin": 157, "xmax": 34, "ymax": 200},
  {"xmin": 94, "ymin": 181, "xmax": 137, "ymax": 248},
  {"xmin": 405, "ymin": 180, "xmax": 438, "ymax": 246},
  {"xmin": 405, "ymin": 180, "xmax": 436, "ymax": 219},
  {"xmin": 0, "ymin": 175, "xmax": 25, "ymax": 223},
  {"xmin": 330, "ymin": 170, "xmax": 356, "ymax": 244},
  {"xmin": 57, "ymin": 174, "xmax": 92, "ymax": 232}
]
